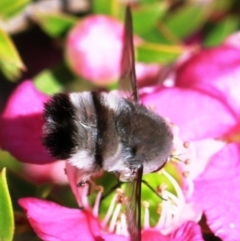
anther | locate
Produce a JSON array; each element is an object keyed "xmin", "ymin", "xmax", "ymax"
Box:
[
  {"xmin": 116, "ymin": 189, "xmax": 125, "ymax": 204},
  {"xmin": 184, "ymin": 158, "xmax": 191, "ymax": 165},
  {"xmin": 183, "ymin": 142, "xmax": 190, "ymax": 148},
  {"xmin": 182, "ymin": 171, "xmax": 190, "ymax": 178},
  {"xmin": 157, "ymin": 184, "xmax": 168, "ymax": 195},
  {"xmin": 142, "ymin": 201, "xmax": 149, "ymax": 208},
  {"xmin": 148, "ymin": 105, "xmax": 155, "ymax": 111}
]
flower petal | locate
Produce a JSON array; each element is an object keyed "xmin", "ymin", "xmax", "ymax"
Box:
[
  {"xmin": 142, "ymin": 221, "xmax": 203, "ymax": 241},
  {"xmin": 65, "ymin": 162, "xmax": 91, "ymax": 208},
  {"xmin": 19, "ymin": 197, "xmax": 103, "ymax": 241},
  {"xmin": 135, "ymin": 63, "xmax": 161, "ymax": 87},
  {"xmin": 0, "ymin": 81, "xmax": 54, "ymax": 164},
  {"xmin": 141, "ymin": 87, "xmax": 236, "ymax": 140},
  {"xmin": 175, "ymin": 45, "xmax": 240, "ymax": 116},
  {"xmin": 191, "ymin": 143, "xmax": 240, "ymax": 240},
  {"xmin": 22, "ymin": 161, "xmax": 68, "ymax": 185},
  {"xmin": 187, "ymin": 139, "xmax": 225, "ymax": 179}
]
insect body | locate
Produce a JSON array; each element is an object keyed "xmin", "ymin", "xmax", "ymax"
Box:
[
  {"xmin": 42, "ymin": 6, "xmax": 173, "ymax": 241},
  {"xmin": 43, "ymin": 91, "xmax": 172, "ymax": 182}
]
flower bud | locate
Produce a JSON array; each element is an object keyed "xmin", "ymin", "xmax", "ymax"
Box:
[{"xmin": 65, "ymin": 15, "xmax": 123, "ymax": 85}]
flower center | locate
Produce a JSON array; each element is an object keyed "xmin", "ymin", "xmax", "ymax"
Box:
[{"xmin": 75, "ymin": 124, "xmax": 196, "ymax": 236}]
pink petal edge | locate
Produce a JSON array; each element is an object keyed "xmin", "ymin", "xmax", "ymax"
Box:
[
  {"xmin": 141, "ymin": 86, "xmax": 236, "ymax": 141},
  {"xmin": 191, "ymin": 143, "xmax": 240, "ymax": 240},
  {"xmin": 19, "ymin": 197, "xmax": 102, "ymax": 241},
  {"xmin": 142, "ymin": 221, "xmax": 203, "ymax": 241},
  {"xmin": 0, "ymin": 81, "xmax": 55, "ymax": 164}
]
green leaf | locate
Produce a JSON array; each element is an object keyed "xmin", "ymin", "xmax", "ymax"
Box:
[
  {"xmin": 204, "ymin": 17, "xmax": 239, "ymax": 47},
  {"xmin": 34, "ymin": 63, "xmax": 76, "ymax": 94},
  {"xmin": 34, "ymin": 62, "xmax": 95, "ymax": 94},
  {"xmin": 33, "ymin": 11, "xmax": 78, "ymax": 37},
  {"xmin": 136, "ymin": 42, "xmax": 185, "ymax": 63},
  {"xmin": 0, "ymin": 0, "xmax": 31, "ymax": 19},
  {"xmin": 132, "ymin": 2, "xmax": 167, "ymax": 36},
  {"xmin": 5, "ymin": 169, "xmax": 36, "ymax": 211},
  {"xmin": 0, "ymin": 168, "xmax": 14, "ymax": 241},
  {"xmin": 0, "ymin": 61, "xmax": 22, "ymax": 81},
  {"xmin": 36, "ymin": 184, "xmax": 53, "ymax": 199},
  {"xmin": 0, "ymin": 28, "xmax": 25, "ymax": 80},
  {"xmin": 92, "ymin": 0, "xmax": 121, "ymax": 17},
  {"xmin": 157, "ymin": 3, "xmax": 214, "ymax": 43}
]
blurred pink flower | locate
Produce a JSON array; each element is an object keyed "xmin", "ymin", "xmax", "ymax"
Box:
[
  {"xmin": 0, "ymin": 80, "xmax": 54, "ymax": 164},
  {"xmin": 135, "ymin": 63, "xmax": 161, "ymax": 88},
  {"xmin": 65, "ymin": 15, "xmax": 123, "ymax": 85},
  {"xmin": 65, "ymin": 15, "xmax": 161, "ymax": 87}
]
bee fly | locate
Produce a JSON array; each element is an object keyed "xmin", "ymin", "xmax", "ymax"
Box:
[{"xmin": 42, "ymin": 6, "xmax": 173, "ymax": 241}]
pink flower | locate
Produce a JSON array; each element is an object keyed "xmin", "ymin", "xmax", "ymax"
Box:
[
  {"xmin": 19, "ymin": 190, "xmax": 203, "ymax": 241},
  {"xmin": 6, "ymin": 41, "xmax": 240, "ymax": 240},
  {"xmin": 65, "ymin": 15, "xmax": 161, "ymax": 87},
  {"xmin": 141, "ymin": 41, "xmax": 240, "ymax": 240},
  {"xmin": 175, "ymin": 44, "xmax": 240, "ymax": 116},
  {"xmin": 135, "ymin": 63, "xmax": 161, "ymax": 88},
  {"xmin": 65, "ymin": 15, "xmax": 124, "ymax": 85},
  {"xmin": 191, "ymin": 143, "xmax": 240, "ymax": 240},
  {"xmin": 5, "ymin": 82, "xmax": 203, "ymax": 239},
  {"xmin": 0, "ymin": 80, "xmax": 54, "ymax": 164},
  {"xmin": 18, "ymin": 197, "xmax": 127, "ymax": 241},
  {"xmin": 18, "ymin": 127, "xmax": 203, "ymax": 240}
]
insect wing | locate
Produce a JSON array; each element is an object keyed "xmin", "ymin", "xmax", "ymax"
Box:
[
  {"xmin": 120, "ymin": 6, "xmax": 143, "ymax": 241},
  {"xmin": 125, "ymin": 165, "xmax": 143, "ymax": 241},
  {"xmin": 119, "ymin": 6, "xmax": 139, "ymax": 102}
]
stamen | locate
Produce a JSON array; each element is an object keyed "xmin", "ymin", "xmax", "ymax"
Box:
[
  {"xmin": 107, "ymin": 189, "xmax": 125, "ymax": 232},
  {"xmin": 167, "ymin": 192, "xmax": 185, "ymax": 223},
  {"xmin": 142, "ymin": 201, "xmax": 150, "ymax": 228},
  {"xmin": 170, "ymin": 154, "xmax": 186, "ymax": 164},
  {"xmin": 92, "ymin": 186, "xmax": 104, "ymax": 217},
  {"xmin": 102, "ymin": 193, "xmax": 118, "ymax": 226},
  {"xmin": 156, "ymin": 191, "xmax": 171, "ymax": 229},
  {"xmin": 108, "ymin": 203, "xmax": 122, "ymax": 232},
  {"xmin": 120, "ymin": 213, "xmax": 128, "ymax": 236},
  {"xmin": 162, "ymin": 170, "xmax": 185, "ymax": 203},
  {"xmin": 167, "ymin": 192, "xmax": 180, "ymax": 207},
  {"xmin": 116, "ymin": 219, "xmax": 121, "ymax": 234}
]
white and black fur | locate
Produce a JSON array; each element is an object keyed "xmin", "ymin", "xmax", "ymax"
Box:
[
  {"xmin": 42, "ymin": 6, "xmax": 172, "ymax": 241},
  {"xmin": 43, "ymin": 91, "xmax": 172, "ymax": 182}
]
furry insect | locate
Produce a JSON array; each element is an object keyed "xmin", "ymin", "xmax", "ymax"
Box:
[{"xmin": 42, "ymin": 6, "xmax": 173, "ymax": 241}]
